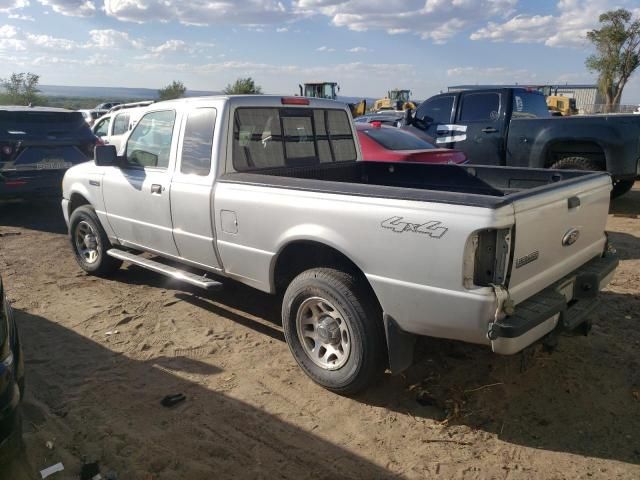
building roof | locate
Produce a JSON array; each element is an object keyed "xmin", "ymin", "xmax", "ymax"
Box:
[{"xmin": 448, "ymin": 84, "xmax": 597, "ymax": 91}]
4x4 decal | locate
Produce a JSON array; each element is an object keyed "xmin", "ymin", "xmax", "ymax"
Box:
[{"xmin": 381, "ymin": 216, "xmax": 448, "ymax": 238}]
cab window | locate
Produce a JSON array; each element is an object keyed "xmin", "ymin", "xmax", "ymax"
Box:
[
  {"xmin": 112, "ymin": 113, "xmax": 130, "ymax": 136},
  {"xmin": 94, "ymin": 117, "xmax": 110, "ymax": 137},
  {"xmin": 459, "ymin": 93, "xmax": 501, "ymax": 122},
  {"xmin": 125, "ymin": 110, "xmax": 176, "ymax": 169},
  {"xmin": 180, "ymin": 108, "xmax": 216, "ymax": 176},
  {"xmin": 416, "ymin": 96, "xmax": 454, "ymax": 124}
]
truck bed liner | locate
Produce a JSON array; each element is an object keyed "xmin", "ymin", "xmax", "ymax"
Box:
[{"xmin": 220, "ymin": 162, "xmax": 607, "ymax": 209}]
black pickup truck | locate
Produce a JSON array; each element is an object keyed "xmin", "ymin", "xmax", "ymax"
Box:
[
  {"xmin": 0, "ymin": 106, "xmax": 97, "ymax": 198},
  {"xmin": 403, "ymin": 88, "xmax": 640, "ymax": 197}
]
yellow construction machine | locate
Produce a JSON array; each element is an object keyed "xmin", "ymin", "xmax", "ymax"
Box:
[
  {"xmin": 546, "ymin": 95, "xmax": 578, "ymax": 116},
  {"xmin": 373, "ymin": 89, "xmax": 416, "ymax": 112}
]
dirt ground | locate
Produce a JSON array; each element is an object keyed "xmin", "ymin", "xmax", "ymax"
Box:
[{"xmin": 0, "ymin": 185, "xmax": 639, "ymax": 480}]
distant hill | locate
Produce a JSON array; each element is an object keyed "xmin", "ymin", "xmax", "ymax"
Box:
[{"xmin": 39, "ymin": 85, "xmax": 220, "ymax": 100}]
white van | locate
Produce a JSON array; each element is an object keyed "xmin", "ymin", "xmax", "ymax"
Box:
[{"xmin": 92, "ymin": 102, "xmax": 153, "ymax": 153}]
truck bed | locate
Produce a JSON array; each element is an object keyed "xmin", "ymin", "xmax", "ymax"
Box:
[{"xmin": 220, "ymin": 162, "xmax": 608, "ymax": 209}]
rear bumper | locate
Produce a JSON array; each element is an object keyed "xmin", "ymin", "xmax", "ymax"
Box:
[
  {"xmin": 488, "ymin": 252, "xmax": 618, "ymax": 355},
  {"xmin": 0, "ymin": 170, "xmax": 66, "ymax": 198}
]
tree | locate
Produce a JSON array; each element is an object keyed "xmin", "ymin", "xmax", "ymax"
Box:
[
  {"xmin": 585, "ymin": 9, "xmax": 640, "ymax": 112},
  {"xmin": 0, "ymin": 72, "xmax": 43, "ymax": 105},
  {"xmin": 223, "ymin": 77, "xmax": 263, "ymax": 95},
  {"xmin": 158, "ymin": 80, "xmax": 187, "ymax": 101}
]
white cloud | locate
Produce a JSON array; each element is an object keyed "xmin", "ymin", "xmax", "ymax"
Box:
[
  {"xmin": 276, "ymin": 27, "xmax": 288, "ymax": 32},
  {"xmin": 8, "ymin": 13, "xmax": 34, "ymax": 20},
  {"xmin": 316, "ymin": 45, "xmax": 335, "ymax": 52},
  {"xmin": 87, "ymin": 29, "xmax": 142, "ymax": 49},
  {"xmin": 151, "ymin": 39, "xmax": 191, "ymax": 54},
  {"xmin": 0, "ymin": 0, "xmax": 28, "ymax": 13},
  {"xmin": 470, "ymin": 0, "xmax": 633, "ymax": 48},
  {"xmin": 347, "ymin": 46, "xmax": 369, "ymax": 53},
  {"xmin": 104, "ymin": 0, "xmax": 292, "ymax": 26},
  {"xmin": 0, "ymin": 24, "xmax": 19, "ymax": 37},
  {"xmin": 37, "ymin": 0, "xmax": 96, "ymax": 17},
  {"xmin": 293, "ymin": 0, "xmax": 518, "ymax": 43},
  {"xmin": 0, "ymin": 38, "xmax": 27, "ymax": 50},
  {"xmin": 27, "ymin": 33, "xmax": 77, "ymax": 50}
]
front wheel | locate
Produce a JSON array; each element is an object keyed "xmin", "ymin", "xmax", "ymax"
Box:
[
  {"xmin": 69, "ymin": 205, "xmax": 122, "ymax": 276},
  {"xmin": 282, "ymin": 268, "xmax": 385, "ymax": 395}
]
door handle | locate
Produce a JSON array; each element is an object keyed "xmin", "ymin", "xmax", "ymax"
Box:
[
  {"xmin": 151, "ymin": 184, "xmax": 163, "ymax": 194},
  {"xmin": 481, "ymin": 127, "xmax": 498, "ymax": 133}
]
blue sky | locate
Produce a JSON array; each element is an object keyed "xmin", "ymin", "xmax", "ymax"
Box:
[{"xmin": 1, "ymin": 0, "xmax": 639, "ymax": 103}]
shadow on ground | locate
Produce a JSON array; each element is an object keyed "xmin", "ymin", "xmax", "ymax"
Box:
[
  {"xmin": 610, "ymin": 186, "xmax": 640, "ymax": 217},
  {"xmin": 2, "ymin": 309, "xmax": 397, "ymax": 480},
  {"xmin": 0, "ymin": 198, "xmax": 67, "ymax": 235},
  {"xmin": 361, "ymin": 289, "xmax": 640, "ymax": 466},
  {"xmin": 101, "ymin": 263, "xmax": 640, "ymax": 467}
]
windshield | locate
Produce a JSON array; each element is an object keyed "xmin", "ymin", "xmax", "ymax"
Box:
[
  {"xmin": 363, "ymin": 127, "xmax": 435, "ymax": 151},
  {"xmin": 0, "ymin": 111, "xmax": 89, "ymax": 137}
]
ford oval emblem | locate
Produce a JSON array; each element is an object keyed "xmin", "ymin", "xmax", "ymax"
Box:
[{"xmin": 562, "ymin": 228, "xmax": 580, "ymax": 246}]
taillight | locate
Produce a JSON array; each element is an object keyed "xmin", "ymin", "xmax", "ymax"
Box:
[{"xmin": 464, "ymin": 228, "xmax": 513, "ymax": 288}]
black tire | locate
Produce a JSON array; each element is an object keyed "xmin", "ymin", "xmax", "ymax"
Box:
[
  {"xmin": 282, "ymin": 268, "xmax": 385, "ymax": 395},
  {"xmin": 611, "ymin": 178, "xmax": 635, "ymax": 198},
  {"xmin": 550, "ymin": 156, "xmax": 634, "ymax": 198},
  {"xmin": 69, "ymin": 205, "xmax": 122, "ymax": 276},
  {"xmin": 549, "ymin": 156, "xmax": 602, "ymax": 172}
]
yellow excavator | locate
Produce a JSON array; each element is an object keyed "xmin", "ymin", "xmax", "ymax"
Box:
[
  {"xmin": 373, "ymin": 89, "xmax": 416, "ymax": 112},
  {"xmin": 546, "ymin": 95, "xmax": 578, "ymax": 116},
  {"xmin": 298, "ymin": 81, "xmax": 366, "ymax": 117}
]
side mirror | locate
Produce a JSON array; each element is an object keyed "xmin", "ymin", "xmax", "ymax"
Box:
[{"xmin": 95, "ymin": 144, "xmax": 118, "ymax": 167}]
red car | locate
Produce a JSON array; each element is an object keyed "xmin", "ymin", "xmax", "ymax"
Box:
[{"xmin": 356, "ymin": 122, "xmax": 467, "ymax": 164}]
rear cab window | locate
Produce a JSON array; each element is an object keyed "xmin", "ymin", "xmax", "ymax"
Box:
[
  {"xmin": 512, "ymin": 91, "xmax": 551, "ymax": 119},
  {"xmin": 232, "ymin": 107, "xmax": 356, "ymax": 171},
  {"xmin": 362, "ymin": 127, "xmax": 435, "ymax": 151}
]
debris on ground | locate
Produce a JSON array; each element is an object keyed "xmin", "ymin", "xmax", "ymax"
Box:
[
  {"xmin": 40, "ymin": 462, "xmax": 64, "ymax": 479},
  {"xmin": 161, "ymin": 393, "xmax": 186, "ymax": 407}
]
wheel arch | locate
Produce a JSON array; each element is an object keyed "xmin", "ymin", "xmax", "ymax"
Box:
[
  {"xmin": 68, "ymin": 191, "xmax": 91, "ymax": 217},
  {"xmin": 271, "ymin": 240, "xmax": 378, "ymax": 302},
  {"xmin": 543, "ymin": 139, "xmax": 607, "ymax": 169}
]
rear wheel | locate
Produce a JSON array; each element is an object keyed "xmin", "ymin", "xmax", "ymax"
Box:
[
  {"xmin": 549, "ymin": 156, "xmax": 633, "ymax": 198},
  {"xmin": 69, "ymin": 206, "xmax": 122, "ymax": 276},
  {"xmin": 282, "ymin": 268, "xmax": 385, "ymax": 395},
  {"xmin": 549, "ymin": 156, "xmax": 602, "ymax": 172}
]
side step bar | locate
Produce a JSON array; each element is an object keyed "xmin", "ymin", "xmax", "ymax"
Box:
[{"xmin": 107, "ymin": 249, "xmax": 223, "ymax": 291}]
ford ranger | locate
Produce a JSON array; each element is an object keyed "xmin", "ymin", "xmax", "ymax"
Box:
[
  {"xmin": 403, "ymin": 87, "xmax": 640, "ymax": 197},
  {"xmin": 61, "ymin": 95, "xmax": 618, "ymax": 394}
]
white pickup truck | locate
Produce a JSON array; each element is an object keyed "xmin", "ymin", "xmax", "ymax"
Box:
[{"xmin": 62, "ymin": 95, "xmax": 618, "ymax": 394}]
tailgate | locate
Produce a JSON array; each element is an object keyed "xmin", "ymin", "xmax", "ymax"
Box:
[{"xmin": 507, "ymin": 174, "xmax": 612, "ymax": 304}]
